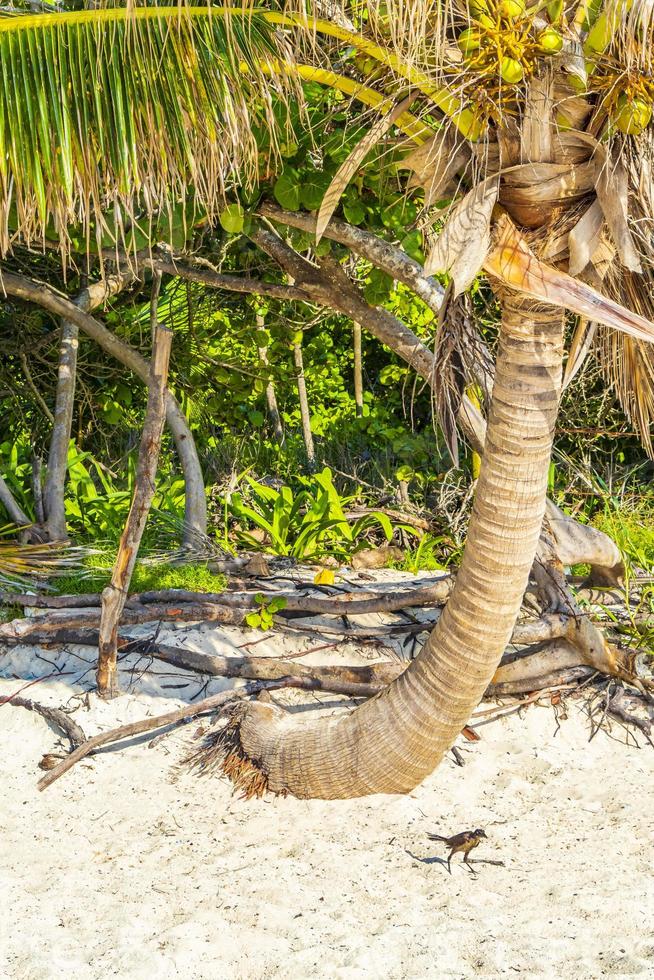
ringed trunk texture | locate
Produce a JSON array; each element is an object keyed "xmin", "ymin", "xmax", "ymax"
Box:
[{"xmin": 225, "ymin": 297, "xmax": 565, "ymax": 798}]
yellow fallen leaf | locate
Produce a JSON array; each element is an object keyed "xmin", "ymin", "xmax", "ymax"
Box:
[{"xmin": 314, "ymin": 569, "xmax": 335, "ymax": 585}]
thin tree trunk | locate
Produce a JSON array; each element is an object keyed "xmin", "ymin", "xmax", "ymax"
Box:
[
  {"xmin": 221, "ymin": 296, "xmax": 565, "ymax": 798},
  {"xmin": 0, "ymin": 271, "xmax": 207, "ymax": 547},
  {"xmin": 42, "ymin": 318, "xmax": 78, "ymax": 541},
  {"xmin": 353, "ymin": 321, "xmax": 363, "ymax": 417},
  {"xmin": 96, "ymin": 325, "xmax": 173, "ymax": 697},
  {"xmin": 43, "ymin": 274, "xmax": 133, "ymax": 542},
  {"xmin": 31, "ymin": 455, "xmax": 44, "ymax": 525},
  {"xmin": 0, "ymin": 473, "xmax": 32, "ymax": 527},
  {"xmin": 257, "ymin": 327, "xmax": 284, "ymax": 444},
  {"xmin": 293, "ymin": 341, "xmax": 316, "ymax": 471}
]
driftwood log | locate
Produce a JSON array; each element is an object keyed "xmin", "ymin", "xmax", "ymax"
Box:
[
  {"xmin": 1, "ymin": 695, "xmax": 87, "ymax": 750},
  {"xmin": 1, "ymin": 590, "xmax": 651, "ymax": 693},
  {"xmin": 2, "ymin": 576, "xmax": 454, "ymax": 614}
]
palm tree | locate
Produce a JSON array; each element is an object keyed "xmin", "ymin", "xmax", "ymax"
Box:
[{"xmin": 1, "ymin": 1, "xmax": 653, "ymax": 796}]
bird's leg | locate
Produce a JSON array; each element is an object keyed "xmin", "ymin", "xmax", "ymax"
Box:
[
  {"xmin": 447, "ymin": 851, "xmax": 453, "ymax": 875},
  {"xmin": 464, "ymin": 853, "xmax": 478, "ymax": 875}
]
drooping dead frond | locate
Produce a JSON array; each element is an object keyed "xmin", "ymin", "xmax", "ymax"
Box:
[
  {"xmin": 0, "ymin": 534, "xmax": 93, "ymax": 591},
  {"xmin": 485, "ymin": 216, "xmax": 654, "ymax": 342},
  {"xmin": 183, "ymin": 702, "xmax": 274, "ymax": 799},
  {"xmin": 398, "ymin": 122, "xmax": 472, "ymax": 207},
  {"xmin": 595, "ymin": 266, "xmax": 654, "ymax": 456},
  {"xmin": 315, "ymin": 92, "xmax": 418, "ymax": 243},
  {"xmin": 431, "ymin": 286, "xmax": 488, "ymax": 465},
  {"xmin": 0, "ymin": 5, "xmax": 296, "ymax": 262},
  {"xmin": 568, "ymin": 200, "xmax": 605, "ymax": 276},
  {"xmin": 593, "ymin": 143, "xmax": 642, "ymax": 273},
  {"xmin": 424, "ymin": 177, "xmax": 499, "ymax": 294}
]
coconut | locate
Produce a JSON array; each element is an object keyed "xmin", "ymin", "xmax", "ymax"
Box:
[
  {"xmin": 498, "ymin": 0, "xmax": 525, "ymax": 19},
  {"xmin": 500, "ymin": 56, "xmax": 524, "ymax": 83},
  {"xmin": 612, "ymin": 94, "xmax": 653, "ymax": 136},
  {"xmin": 458, "ymin": 27, "xmax": 482, "ymax": 55},
  {"xmin": 537, "ymin": 27, "xmax": 563, "ymax": 53}
]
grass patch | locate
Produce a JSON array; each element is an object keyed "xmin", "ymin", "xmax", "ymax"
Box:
[
  {"xmin": 591, "ymin": 507, "xmax": 654, "ymax": 572},
  {"xmin": 54, "ymin": 558, "xmax": 227, "ymax": 596}
]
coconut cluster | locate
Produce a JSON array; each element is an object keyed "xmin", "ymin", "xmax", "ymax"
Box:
[
  {"xmin": 456, "ymin": 0, "xmax": 563, "ymax": 86},
  {"xmin": 454, "ymin": 0, "xmax": 652, "ymax": 137}
]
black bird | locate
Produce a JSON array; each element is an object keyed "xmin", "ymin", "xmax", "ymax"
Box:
[{"xmin": 427, "ymin": 828, "xmax": 487, "ymax": 873}]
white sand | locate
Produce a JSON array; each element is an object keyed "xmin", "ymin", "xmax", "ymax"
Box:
[{"xmin": 1, "ymin": 582, "xmax": 653, "ymax": 980}]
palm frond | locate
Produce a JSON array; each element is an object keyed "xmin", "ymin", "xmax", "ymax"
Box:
[
  {"xmin": 597, "ymin": 267, "xmax": 654, "ymax": 457},
  {"xmin": 0, "ymin": 530, "xmax": 95, "ymax": 592},
  {"xmin": 0, "ymin": 5, "xmax": 296, "ymax": 261}
]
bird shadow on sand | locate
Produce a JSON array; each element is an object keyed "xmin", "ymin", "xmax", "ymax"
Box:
[
  {"xmin": 405, "ymin": 849, "xmax": 505, "ymax": 873},
  {"xmin": 404, "ymin": 849, "xmax": 451, "ymax": 872}
]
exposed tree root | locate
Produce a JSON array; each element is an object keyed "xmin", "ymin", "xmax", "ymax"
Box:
[{"xmin": 486, "ymin": 666, "xmax": 594, "ymax": 698}]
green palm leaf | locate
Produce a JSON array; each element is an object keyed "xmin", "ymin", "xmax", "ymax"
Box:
[{"xmin": 0, "ymin": 5, "xmax": 295, "ymax": 259}]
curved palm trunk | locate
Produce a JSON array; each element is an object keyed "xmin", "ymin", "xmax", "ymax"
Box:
[{"xmin": 219, "ymin": 296, "xmax": 565, "ymax": 798}]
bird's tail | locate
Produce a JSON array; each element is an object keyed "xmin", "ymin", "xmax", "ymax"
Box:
[{"xmin": 426, "ymin": 834, "xmax": 448, "ymax": 842}]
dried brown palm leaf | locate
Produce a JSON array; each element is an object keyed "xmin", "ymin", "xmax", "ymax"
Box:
[
  {"xmin": 484, "ymin": 215, "xmax": 654, "ymax": 344},
  {"xmin": 564, "ymin": 318, "xmax": 598, "ymax": 388},
  {"xmin": 315, "ymin": 92, "xmax": 417, "ymax": 244},
  {"xmin": 399, "ymin": 125, "xmax": 471, "ymax": 208},
  {"xmin": 568, "ymin": 200, "xmax": 604, "ymax": 276},
  {"xmin": 594, "ymin": 145, "xmax": 642, "ymax": 273},
  {"xmin": 431, "ymin": 285, "xmax": 465, "ymax": 465},
  {"xmin": 594, "ymin": 266, "xmax": 654, "ymax": 456},
  {"xmin": 596, "ymin": 326, "xmax": 654, "ymax": 457},
  {"xmin": 551, "ymin": 131, "xmax": 596, "ymax": 167},
  {"xmin": 424, "ymin": 177, "xmax": 499, "ymax": 295}
]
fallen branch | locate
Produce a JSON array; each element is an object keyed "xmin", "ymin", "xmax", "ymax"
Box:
[
  {"xmin": 2, "ymin": 575, "xmax": 454, "ymax": 615},
  {"xmin": 607, "ymin": 689, "xmax": 653, "ymax": 743},
  {"xmin": 486, "ymin": 666, "xmax": 594, "ymax": 697},
  {"xmin": 3, "ymin": 695, "xmax": 86, "ymax": 750},
  {"xmin": 0, "ymin": 602, "xmax": 246, "ymax": 641},
  {"xmin": 134, "ymin": 640, "xmax": 398, "ymax": 688}
]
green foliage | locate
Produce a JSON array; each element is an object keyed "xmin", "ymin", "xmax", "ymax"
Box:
[
  {"xmin": 54, "ymin": 558, "xmax": 227, "ymax": 597},
  {"xmin": 398, "ymin": 533, "xmax": 462, "ymax": 574},
  {"xmin": 1, "ymin": 51, "xmax": 652, "ymax": 582},
  {"xmin": 245, "ymin": 593, "xmax": 288, "ymax": 631},
  {"xmin": 227, "ymin": 467, "xmax": 397, "ymax": 560}
]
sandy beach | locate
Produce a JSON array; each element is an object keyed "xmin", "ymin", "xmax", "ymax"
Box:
[{"xmin": 1, "ymin": 591, "xmax": 652, "ymax": 980}]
